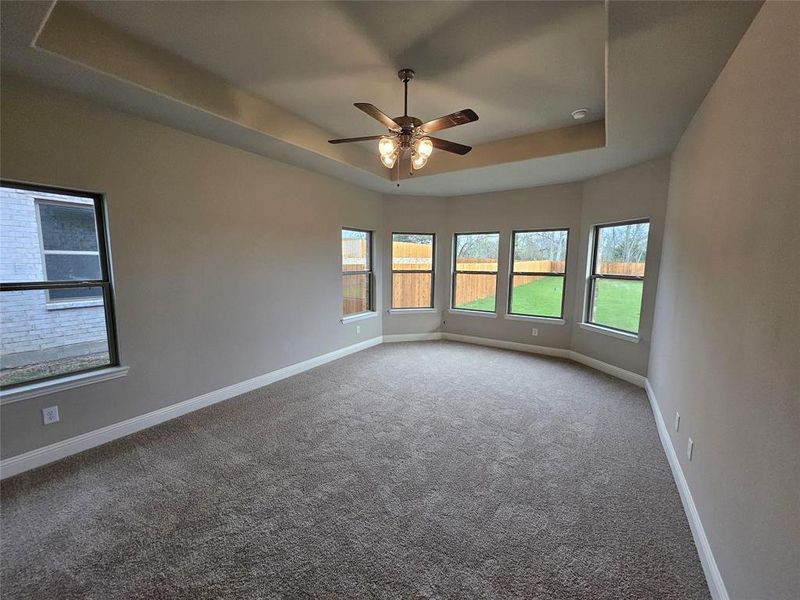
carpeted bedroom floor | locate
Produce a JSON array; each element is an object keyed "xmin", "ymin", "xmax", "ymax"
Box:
[{"xmin": 1, "ymin": 341, "xmax": 709, "ymax": 599}]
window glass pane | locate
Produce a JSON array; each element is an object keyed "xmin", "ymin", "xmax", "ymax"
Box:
[
  {"xmin": 513, "ymin": 230, "xmax": 567, "ymax": 273},
  {"xmin": 510, "ymin": 275, "xmax": 564, "ymax": 318},
  {"xmin": 342, "ymin": 229, "xmax": 369, "ymax": 272},
  {"xmin": 591, "ymin": 278, "xmax": 644, "ymax": 333},
  {"xmin": 455, "ymin": 233, "xmax": 499, "ymax": 272},
  {"xmin": 595, "ymin": 222, "xmax": 649, "ymax": 276},
  {"xmin": 43, "ymin": 253, "xmax": 102, "ymax": 282},
  {"xmin": 392, "ymin": 272, "xmax": 432, "ymax": 308},
  {"xmin": 0, "ymin": 287, "xmax": 110, "ymax": 387},
  {"xmin": 454, "ymin": 273, "xmax": 496, "ymax": 311},
  {"xmin": 39, "ymin": 203, "xmax": 99, "ymax": 251},
  {"xmin": 342, "ymin": 273, "xmax": 369, "ymax": 315},
  {"xmin": 392, "ymin": 233, "xmax": 433, "ymax": 271}
]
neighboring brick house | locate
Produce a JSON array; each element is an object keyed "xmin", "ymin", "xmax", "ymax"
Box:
[{"xmin": 0, "ymin": 186, "xmax": 108, "ymax": 370}]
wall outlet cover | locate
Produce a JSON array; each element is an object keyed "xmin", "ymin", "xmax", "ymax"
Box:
[
  {"xmin": 42, "ymin": 406, "xmax": 60, "ymax": 425},
  {"xmin": 356, "ymin": 325, "xmax": 361, "ymax": 334},
  {"xmin": 675, "ymin": 412, "xmax": 680, "ymax": 432},
  {"xmin": 531, "ymin": 328, "xmax": 538, "ymax": 336},
  {"xmin": 687, "ymin": 437, "xmax": 694, "ymax": 461}
]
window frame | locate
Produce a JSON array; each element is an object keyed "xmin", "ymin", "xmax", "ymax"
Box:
[
  {"xmin": 585, "ymin": 218, "xmax": 650, "ymax": 335},
  {"xmin": 451, "ymin": 231, "xmax": 500, "ymax": 314},
  {"xmin": 341, "ymin": 227, "xmax": 373, "ymax": 316},
  {"xmin": 507, "ymin": 228, "xmax": 570, "ymax": 320},
  {"xmin": 0, "ymin": 180, "xmax": 121, "ymax": 389},
  {"xmin": 390, "ymin": 232, "xmax": 435, "ymax": 310}
]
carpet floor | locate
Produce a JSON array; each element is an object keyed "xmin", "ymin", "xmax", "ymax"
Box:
[{"xmin": 1, "ymin": 341, "xmax": 709, "ymax": 599}]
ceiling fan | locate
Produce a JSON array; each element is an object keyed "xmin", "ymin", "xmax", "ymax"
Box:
[{"xmin": 328, "ymin": 68, "xmax": 478, "ymax": 177}]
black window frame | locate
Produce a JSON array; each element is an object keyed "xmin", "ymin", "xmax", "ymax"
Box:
[
  {"xmin": 451, "ymin": 231, "xmax": 500, "ymax": 314},
  {"xmin": 391, "ymin": 232, "xmax": 436, "ymax": 310},
  {"xmin": 0, "ymin": 180, "xmax": 121, "ymax": 389},
  {"xmin": 508, "ymin": 228, "xmax": 570, "ymax": 320},
  {"xmin": 586, "ymin": 218, "xmax": 650, "ymax": 335},
  {"xmin": 341, "ymin": 227, "xmax": 373, "ymax": 316}
]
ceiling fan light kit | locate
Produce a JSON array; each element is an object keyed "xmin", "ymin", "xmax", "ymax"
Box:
[{"xmin": 328, "ymin": 68, "xmax": 479, "ymax": 181}]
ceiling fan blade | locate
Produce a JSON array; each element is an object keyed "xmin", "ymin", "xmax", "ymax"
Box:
[
  {"xmin": 430, "ymin": 137, "xmax": 472, "ymax": 155},
  {"xmin": 419, "ymin": 109, "xmax": 478, "ymax": 134},
  {"xmin": 328, "ymin": 135, "xmax": 384, "ymax": 144},
  {"xmin": 354, "ymin": 103, "xmax": 401, "ymax": 131}
]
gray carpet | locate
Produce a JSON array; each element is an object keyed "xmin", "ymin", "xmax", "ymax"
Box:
[{"xmin": 1, "ymin": 341, "xmax": 709, "ymax": 599}]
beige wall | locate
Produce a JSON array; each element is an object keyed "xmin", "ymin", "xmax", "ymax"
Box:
[
  {"xmin": 441, "ymin": 184, "xmax": 583, "ymax": 350},
  {"xmin": 570, "ymin": 157, "xmax": 670, "ymax": 375},
  {"xmin": 648, "ymin": 3, "xmax": 799, "ymax": 599},
  {"xmin": 0, "ymin": 77, "xmax": 384, "ymax": 458},
  {"xmin": 381, "ymin": 195, "xmax": 447, "ymax": 337}
]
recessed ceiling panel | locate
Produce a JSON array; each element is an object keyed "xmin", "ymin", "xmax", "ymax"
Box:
[{"xmin": 73, "ymin": 0, "xmax": 606, "ymax": 145}]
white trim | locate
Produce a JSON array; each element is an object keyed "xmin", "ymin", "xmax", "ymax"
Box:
[
  {"xmin": 568, "ymin": 351, "xmax": 646, "ymax": 387},
  {"xmin": 340, "ymin": 311, "xmax": 378, "ymax": 324},
  {"xmin": 440, "ymin": 333, "xmax": 646, "ymax": 387},
  {"xmin": 645, "ymin": 380, "xmax": 728, "ymax": 600},
  {"xmin": 0, "ymin": 337, "xmax": 381, "ymax": 479},
  {"xmin": 442, "ymin": 333, "xmax": 570, "ymax": 359},
  {"xmin": 504, "ymin": 314, "xmax": 566, "ymax": 325},
  {"xmin": 579, "ymin": 322, "xmax": 640, "ymax": 343},
  {"xmin": 447, "ymin": 308, "xmax": 497, "ymax": 318},
  {"xmin": 387, "ymin": 308, "xmax": 439, "ymax": 315},
  {"xmin": 383, "ymin": 333, "xmax": 442, "ymax": 343},
  {"xmin": 0, "ymin": 366, "xmax": 129, "ymax": 405}
]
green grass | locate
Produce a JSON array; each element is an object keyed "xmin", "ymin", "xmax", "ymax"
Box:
[
  {"xmin": 461, "ymin": 277, "xmax": 643, "ymax": 333},
  {"xmin": 590, "ymin": 278, "xmax": 643, "ymax": 332}
]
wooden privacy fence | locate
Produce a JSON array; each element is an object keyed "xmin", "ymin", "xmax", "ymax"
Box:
[
  {"xmin": 452, "ymin": 258, "xmax": 644, "ymax": 306},
  {"xmin": 343, "ymin": 240, "xmax": 645, "ymax": 309}
]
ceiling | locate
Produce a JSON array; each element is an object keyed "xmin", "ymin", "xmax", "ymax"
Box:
[
  {"xmin": 1, "ymin": 1, "xmax": 762, "ymax": 196},
  {"xmin": 71, "ymin": 0, "xmax": 607, "ymax": 146}
]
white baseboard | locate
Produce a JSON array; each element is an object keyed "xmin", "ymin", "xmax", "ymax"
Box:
[
  {"xmin": 383, "ymin": 332, "xmax": 442, "ymax": 343},
  {"xmin": 441, "ymin": 332, "xmax": 646, "ymax": 387},
  {"xmin": 442, "ymin": 332, "xmax": 571, "ymax": 359},
  {"xmin": 0, "ymin": 336, "xmax": 383, "ymax": 479},
  {"xmin": 568, "ymin": 351, "xmax": 647, "ymax": 387},
  {"xmin": 645, "ymin": 380, "xmax": 728, "ymax": 600}
]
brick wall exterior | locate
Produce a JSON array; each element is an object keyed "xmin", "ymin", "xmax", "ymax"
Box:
[{"xmin": 0, "ymin": 187, "xmax": 107, "ymax": 360}]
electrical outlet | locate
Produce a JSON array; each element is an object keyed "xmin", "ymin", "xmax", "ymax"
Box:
[
  {"xmin": 356, "ymin": 325, "xmax": 361, "ymax": 334},
  {"xmin": 687, "ymin": 437, "xmax": 694, "ymax": 461},
  {"xmin": 675, "ymin": 412, "xmax": 680, "ymax": 432},
  {"xmin": 42, "ymin": 406, "xmax": 60, "ymax": 425},
  {"xmin": 531, "ymin": 328, "xmax": 538, "ymax": 336}
]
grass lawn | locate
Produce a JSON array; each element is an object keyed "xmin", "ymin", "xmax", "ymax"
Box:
[{"xmin": 461, "ymin": 277, "xmax": 643, "ymax": 333}]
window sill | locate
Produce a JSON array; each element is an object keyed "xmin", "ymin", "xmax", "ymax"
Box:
[
  {"xmin": 579, "ymin": 322, "xmax": 640, "ymax": 343},
  {"xmin": 46, "ymin": 299, "xmax": 104, "ymax": 311},
  {"xmin": 504, "ymin": 314, "xmax": 565, "ymax": 325},
  {"xmin": 0, "ymin": 366, "xmax": 129, "ymax": 405},
  {"xmin": 447, "ymin": 308, "xmax": 497, "ymax": 318},
  {"xmin": 340, "ymin": 311, "xmax": 378, "ymax": 324},
  {"xmin": 388, "ymin": 308, "xmax": 438, "ymax": 315}
]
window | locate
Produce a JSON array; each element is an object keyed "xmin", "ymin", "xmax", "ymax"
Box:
[
  {"xmin": 391, "ymin": 233, "xmax": 434, "ymax": 309},
  {"xmin": 341, "ymin": 228, "xmax": 372, "ymax": 315},
  {"xmin": 509, "ymin": 229, "xmax": 568, "ymax": 319},
  {"xmin": 586, "ymin": 220, "xmax": 650, "ymax": 334},
  {"xmin": 37, "ymin": 201, "xmax": 103, "ymax": 302},
  {"xmin": 0, "ymin": 181, "xmax": 119, "ymax": 388},
  {"xmin": 452, "ymin": 232, "xmax": 500, "ymax": 312}
]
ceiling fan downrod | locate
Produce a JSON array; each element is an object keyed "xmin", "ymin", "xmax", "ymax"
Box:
[{"xmin": 398, "ymin": 68, "xmax": 414, "ymax": 118}]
